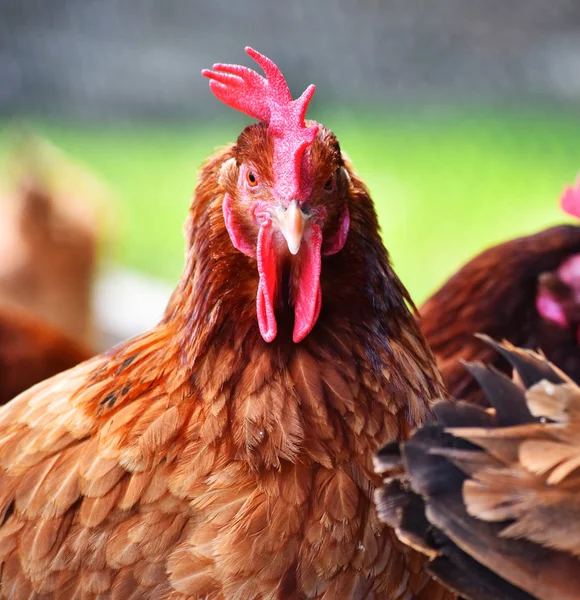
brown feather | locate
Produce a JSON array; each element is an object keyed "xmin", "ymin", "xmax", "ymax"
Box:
[
  {"xmin": 420, "ymin": 225, "xmax": 580, "ymax": 403},
  {"xmin": 0, "ymin": 122, "xmax": 448, "ymax": 598},
  {"xmin": 0, "ymin": 304, "xmax": 91, "ymax": 406}
]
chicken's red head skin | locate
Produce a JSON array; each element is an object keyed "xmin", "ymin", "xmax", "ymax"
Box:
[
  {"xmin": 537, "ymin": 254, "xmax": 580, "ymax": 345},
  {"xmin": 537, "ymin": 177, "xmax": 580, "ymax": 343},
  {"xmin": 203, "ymin": 48, "xmax": 350, "ymax": 343}
]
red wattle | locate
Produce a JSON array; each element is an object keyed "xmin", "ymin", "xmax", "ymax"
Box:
[
  {"xmin": 255, "ymin": 221, "xmax": 323, "ymax": 343},
  {"xmin": 225, "ymin": 200, "xmax": 342, "ymax": 343},
  {"xmin": 256, "ymin": 222, "xmax": 278, "ymax": 342},
  {"xmin": 293, "ymin": 224, "xmax": 323, "ymax": 342}
]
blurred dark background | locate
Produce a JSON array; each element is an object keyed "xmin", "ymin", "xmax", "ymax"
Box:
[
  {"xmin": 2, "ymin": 0, "xmax": 580, "ymax": 118},
  {"xmin": 1, "ymin": 0, "xmax": 580, "ymax": 348}
]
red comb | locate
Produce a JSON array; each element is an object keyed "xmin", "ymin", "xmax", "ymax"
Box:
[
  {"xmin": 202, "ymin": 47, "xmax": 318, "ymax": 203},
  {"xmin": 561, "ymin": 175, "xmax": 580, "ymax": 219}
]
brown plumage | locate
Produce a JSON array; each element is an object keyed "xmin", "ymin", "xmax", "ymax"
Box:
[
  {"xmin": 0, "ymin": 303, "xmax": 91, "ymax": 405},
  {"xmin": 0, "ymin": 54, "xmax": 449, "ymax": 598},
  {"xmin": 0, "ymin": 136, "xmax": 107, "ymax": 347},
  {"xmin": 374, "ymin": 338, "xmax": 580, "ymax": 600},
  {"xmin": 420, "ymin": 224, "xmax": 580, "ymax": 403}
]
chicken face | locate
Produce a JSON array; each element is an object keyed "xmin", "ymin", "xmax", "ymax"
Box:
[
  {"xmin": 203, "ymin": 48, "xmax": 351, "ymax": 343},
  {"xmin": 218, "ymin": 123, "xmax": 350, "ymax": 343},
  {"xmin": 537, "ymin": 253, "xmax": 580, "ymax": 344},
  {"xmin": 540, "ymin": 176, "xmax": 580, "ymax": 343}
]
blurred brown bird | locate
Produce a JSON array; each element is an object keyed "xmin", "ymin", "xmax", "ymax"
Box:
[
  {"xmin": 374, "ymin": 338, "xmax": 580, "ymax": 600},
  {"xmin": 0, "ymin": 49, "xmax": 449, "ymax": 599},
  {"xmin": 0, "ymin": 303, "xmax": 91, "ymax": 405},
  {"xmin": 0, "ymin": 135, "xmax": 108, "ymax": 348},
  {"xmin": 420, "ymin": 177, "xmax": 580, "ymax": 403}
]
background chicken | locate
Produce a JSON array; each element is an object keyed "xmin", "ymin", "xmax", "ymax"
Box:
[
  {"xmin": 0, "ymin": 136, "xmax": 108, "ymax": 348},
  {"xmin": 374, "ymin": 338, "xmax": 580, "ymax": 600},
  {"xmin": 0, "ymin": 136, "xmax": 100, "ymax": 406},
  {"xmin": 0, "ymin": 48, "xmax": 449, "ymax": 599},
  {"xmin": 0, "ymin": 303, "xmax": 91, "ymax": 405},
  {"xmin": 420, "ymin": 178, "xmax": 580, "ymax": 403}
]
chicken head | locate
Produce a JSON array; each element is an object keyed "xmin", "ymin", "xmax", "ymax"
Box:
[{"xmin": 203, "ymin": 48, "xmax": 350, "ymax": 343}]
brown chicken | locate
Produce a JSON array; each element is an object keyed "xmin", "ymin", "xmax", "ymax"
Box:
[
  {"xmin": 374, "ymin": 338, "xmax": 580, "ymax": 600},
  {"xmin": 0, "ymin": 303, "xmax": 91, "ymax": 405},
  {"xmin": 0, "ymin": 49, "xmax": 449, "ymax": 598},
  {"xmin": 0, "ymin": 136, "xmax": 106, "ymax": 347},
  {"xmin": 420, "ymin": 178, "xmax": 580, "ymax": 403}
]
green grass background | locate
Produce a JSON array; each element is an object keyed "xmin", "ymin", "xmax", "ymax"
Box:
[{"xmin": 2, "ymin": 108, "xmax": 579, "ymax": 304}]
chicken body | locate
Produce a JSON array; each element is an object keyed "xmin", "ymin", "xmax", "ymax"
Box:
[
  {"xmin": 0, "ymin": 137, "xmax": 105, "ymax": 347},
  {"xmin": 420, "ymin": 225, "xmax": 580, "ymax": 403},
  {"xmin": 0, "ymin": 303, "xmax": 91, "ymax": 405},
  {"xmin": 0, "ymin": 75, "xmax": 448, "ymax": 599},
  {"xmin": 375, "ymin": 339, "xmax": 580, "ymax": 600}
]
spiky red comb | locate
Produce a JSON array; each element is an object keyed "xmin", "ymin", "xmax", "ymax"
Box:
[
  {"xmin": 561, "ymin": 175, "xmax": 580, "ymax": 219},
  {"xmin": 202, "ymin": 47, "xmax": 318, "ymax": 203}
]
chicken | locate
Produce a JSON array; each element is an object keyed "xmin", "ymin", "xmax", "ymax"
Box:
[
  {"xmin": 374, "ymin": 337, "xmax": 580, "ymax": 600},
  {"xmin": 420, "ymin": 178, "xmax": 580, "ymax": 403},
  {"xmin": 0, "ymin": 303, "xmax": 91, "ymax": 405},
  {"xmin": 0, "ymin": 48, "xmax": 449, "ymax": 599},
  {"xmin": 0, "ymin": 136, "xmax": 106, "ymax": 347}
]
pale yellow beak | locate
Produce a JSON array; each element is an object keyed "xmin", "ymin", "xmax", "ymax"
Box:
[{"xmin": 274, "ymin": 200, "xmax": 306, "ymax": 255}]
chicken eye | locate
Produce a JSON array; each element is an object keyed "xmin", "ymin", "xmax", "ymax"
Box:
[
  {"xmin": 324, "ymin": 174, "xmax": 335, "ymax": 191},
  {"xmin": 246, "ymin": 170, "xmax": 259, "ymax": 187}
]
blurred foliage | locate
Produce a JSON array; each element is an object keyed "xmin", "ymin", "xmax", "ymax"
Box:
[{"xmin": 1, "ymin": 108, "xmax": 579, "ymax": 304}]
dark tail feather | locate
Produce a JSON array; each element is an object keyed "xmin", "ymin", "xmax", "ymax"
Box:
[
  {"xmin": 428, "ymin": 549, "xmax": 537, "ymax": 600},
  {"xmin": 375, "ymin": 338, "xmax": 580, "ymax": 600},
  {"xmin": 476, "ymin": 334, "xmax": 566, "ymax": 387},
  {"xmin": 373, "ymin": 440, "xmax": 403, "ymax": 472},
  {"xmin": 462, "ymin": 361, "xmax": 537, "ymax": 425},
  {"xmin": 432, "ymin": 399, "xmax": 495, "ymax": 428}
]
